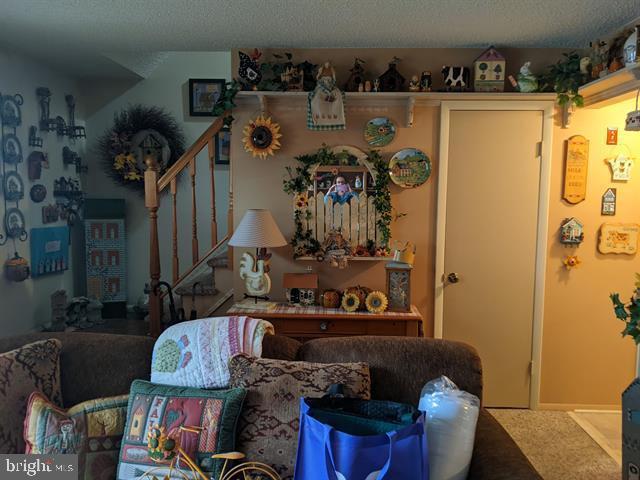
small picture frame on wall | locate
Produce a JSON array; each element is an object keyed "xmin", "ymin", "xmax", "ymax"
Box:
[
  {"xmin": 215, "ymin": 126, "xmax": 231, "ymax": 165},
  {"xmin": 188, "ymin": 78, "xmax": 225, "ymax": 117}
]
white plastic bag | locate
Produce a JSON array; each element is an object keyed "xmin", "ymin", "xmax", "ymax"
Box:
[{"xmin": 418, "ymin": 376, "xmax": 480, "ymax": 480}]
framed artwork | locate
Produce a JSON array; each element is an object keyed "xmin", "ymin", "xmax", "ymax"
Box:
[
  {"xmin": 30, "ymin": 226, "xmax": 69, "ymax": 277},
  {"xmin": 215, "ymin": 127, "xmax": 231, "ymax": 165},
  {"xmin": 85, "ymin": 219, "xmax": 126, "ymax": 302},
  {"xmin": 188, "ymin": 78, "xmax": 225, "ymax": 117}
]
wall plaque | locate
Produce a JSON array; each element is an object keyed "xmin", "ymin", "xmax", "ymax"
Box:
[
  {"xmin": 563, "ymin": 135, "xmax": 589, "ymax": 204},
  {"xmin": 598, "ymin": 223, "xmax": 639, "ymax": 255}
]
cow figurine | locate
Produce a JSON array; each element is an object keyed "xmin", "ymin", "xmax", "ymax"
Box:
[{"xmin": 442, "ymin": 66, "xmax": 471, "ymax": 91}]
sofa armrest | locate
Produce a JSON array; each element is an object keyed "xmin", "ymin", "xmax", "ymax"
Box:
[{"xmin": 468, "ymin": 409, "xmax": 541, "ymax": 480}]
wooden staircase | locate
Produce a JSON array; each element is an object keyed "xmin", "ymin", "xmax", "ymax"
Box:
[{"xmin": 144, "ymin": 114, "xmax": 233, "ymax": 336}]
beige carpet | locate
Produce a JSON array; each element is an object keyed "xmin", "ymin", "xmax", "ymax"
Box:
[{"xmin": 489, "ymin": 409, "xmax": 620, "ymax": 480}]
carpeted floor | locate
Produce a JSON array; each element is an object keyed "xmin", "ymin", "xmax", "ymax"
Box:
[{"xmin": 489, "ymin": 409, "xmax": 620, "ymax": 480}]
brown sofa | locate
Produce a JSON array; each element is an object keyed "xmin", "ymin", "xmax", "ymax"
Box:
[{"xmin": 0, "ymin": 332, "xmax": 541, "ymax": 479}]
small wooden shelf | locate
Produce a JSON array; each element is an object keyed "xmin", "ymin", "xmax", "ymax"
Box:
[
  {"xmin": 295, "ymin": 256, "xmax": 392, "ymax": 262},
  {"xmin": 236, "ymin": 90, "xmax": 556, "ymax": 127},
  {"xmin": 579, "ymin": 64, "xmax": 640, "ymax": 108}
]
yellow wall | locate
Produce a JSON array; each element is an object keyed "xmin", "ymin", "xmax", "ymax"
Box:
[{"xmin": 541, "ymin": 98, "xmax": 639, "ymax": 408}]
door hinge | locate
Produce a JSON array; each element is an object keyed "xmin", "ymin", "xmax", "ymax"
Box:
[
  {"xmin": 536, "ymin": 142, "xmax": 542, "ymax": 158},
  {"xmin": 529, "ymin": 361, "xmax": 534, "ymax": 375}
]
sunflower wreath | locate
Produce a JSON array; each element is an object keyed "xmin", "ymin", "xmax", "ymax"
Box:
[
  {"xmin": 341, "ymin": 292, "xmax": 360, "ymax": 312},
  {"xmin": 365, "ymin": 291, "xmax": 388, "ymax": 314},
  {"xmin": 97, "ymin": 104, "xmax": 185, "ymax": 192}
]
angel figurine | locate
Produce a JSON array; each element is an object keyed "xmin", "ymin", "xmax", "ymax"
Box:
[{"xmin": 308, "ymin": 61, "xmax": 346, "ymax": 130}]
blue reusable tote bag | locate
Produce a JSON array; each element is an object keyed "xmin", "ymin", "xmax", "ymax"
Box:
[{"xmin": 294, "ymin": 397, "xmax": 428, "ymax": 480}]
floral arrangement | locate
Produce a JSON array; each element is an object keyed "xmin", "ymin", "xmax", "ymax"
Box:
[
  {"xmin": 365, "ymin": 291, "xmax": 388, "ymax": 313},
  {"xmin": 611, "ymin": 274, "xmax": 640, "ymax": 344}
]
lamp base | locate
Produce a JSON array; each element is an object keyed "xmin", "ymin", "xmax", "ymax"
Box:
[{"xmin": 232, "ymin": 298, "xmax": 277, "ymax": 311}]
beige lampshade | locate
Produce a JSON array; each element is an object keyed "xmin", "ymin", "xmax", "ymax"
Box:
[{"xmin": 229, "ymin": 209, "xmax": 288, "ymax": 248}]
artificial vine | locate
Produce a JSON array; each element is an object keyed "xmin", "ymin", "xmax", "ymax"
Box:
[
  {"xmin": 283, "ymin": 145, "xmax": 393, "ymax": 257},
  {"xmin": 212, "ymin": 80, "xmax": 241, "ymax": 122}
]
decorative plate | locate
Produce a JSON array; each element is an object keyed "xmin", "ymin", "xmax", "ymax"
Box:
[
  {"xmin": 5, "ymin": 207, "xmax": 26, "ymax": 239},
  {"xmin": 30, "ymin": 184, "xmax": 47, "ymax": 203},
  {"xmin": 388, "ymin": 148, "xmax": 431, "ymax": 188},
  {"xmin": 2, "ymin": 133, "xmax": 23, "ymax": 164},
  {"xmin": 4, "ymin": 171, "xmax": 24, "ymax": 201},
  {"xmin": 364, "ymin": 117, "xmax": 396, "ymax": 147}
]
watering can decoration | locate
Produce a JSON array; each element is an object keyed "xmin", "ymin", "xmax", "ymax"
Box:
[{"xmin": 391, "ymin": 241, "xmax": 416, "ymax": 265}]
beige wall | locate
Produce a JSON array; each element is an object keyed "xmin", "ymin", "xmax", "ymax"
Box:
[{"xmin": 541, "ymin": 98, "xmax": 639, "ymax": 408}]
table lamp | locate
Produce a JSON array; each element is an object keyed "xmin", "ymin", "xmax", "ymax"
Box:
[{"xmin": 229, "ymin": 209, "xmax": 288, "ymax": 309}]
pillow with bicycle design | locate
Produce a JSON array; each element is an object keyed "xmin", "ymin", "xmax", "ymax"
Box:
[{"xmin": 116, "ymin": 380, "xmax": 245, "ymax": 480}]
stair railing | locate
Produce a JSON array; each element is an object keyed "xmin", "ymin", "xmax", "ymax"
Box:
[{"xmin": 145, "ymin": 114, "xmax": 232, "ymax": 336}]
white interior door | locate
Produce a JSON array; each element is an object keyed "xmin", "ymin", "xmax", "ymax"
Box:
[{"xmin": 440, "ymin": 109, "xmax": 544, "ymax": 408}]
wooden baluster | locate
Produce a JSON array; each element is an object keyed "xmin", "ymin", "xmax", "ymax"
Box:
[
  {"xmin": 145, "ymin": 155, "xmax": 161, "ymax": 337},
  {"xmin": 227, "ymin": 143, "xmax": 234, "ymax": 267},
  {"xmin": 190, "ymin": 157, "xmax": 199, "ymax": 264},
  {"xmin": 208, "ymin": 137, "xmax": 218, "ymax": 246},
  {"xmin": 170, "ymin": 178, "xmax": 179, "ymax": 284}
]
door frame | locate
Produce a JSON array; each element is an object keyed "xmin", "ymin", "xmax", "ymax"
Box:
[{"xmin": 434, "ymin": 101, "xmax": 554, "ymax": 409}]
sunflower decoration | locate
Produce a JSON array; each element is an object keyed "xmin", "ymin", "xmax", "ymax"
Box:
[
  {"xmin": 295, "ymin": 192, "xmax": 309, "ymax": 209},
  {"xmin": 146, "ymin": 424, "xmax": 177, "ymax": 463},
  {"xmin": 563, "ymin": 255, "xmax": 582, "ymax": 269},
  {"xmin": 341, "ymin": 292, "xmax": 360, "ymax": 312},
  {"xmin": 242, "ymin": 115, "xmax": 282, "ymax": 159},
  {"xmin": 365, "ymin": 291, "xmax": 388, "ymax": 314}
]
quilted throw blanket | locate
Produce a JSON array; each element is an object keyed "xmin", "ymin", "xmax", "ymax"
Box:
[{"xmin": 150, "ymin": 316, "xmax": 274, "ymax": 389}]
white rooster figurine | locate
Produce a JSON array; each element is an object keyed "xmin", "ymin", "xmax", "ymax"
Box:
[{"xmin": 239, "ymin": 252, "xmax": 271, "ymax": 297}]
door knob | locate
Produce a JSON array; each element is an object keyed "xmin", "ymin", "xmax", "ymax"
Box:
[{"xmin": 446, "ymin": 272, "xmax": 460, "ymax": 284}]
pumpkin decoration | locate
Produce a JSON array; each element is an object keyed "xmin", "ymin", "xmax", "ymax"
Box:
[
  {"xmin": 341, "ymin": 292, "xmax": 360, "ymax": 312},
  {"xmin": 365, "ymin": 291, "xmax": 389, "ymax": 314},
  {"xmin": 4, "ymin": 252, "xmax": 30, "ymax": 282},
  {"xmin": 321, "ymin": 289, "xmax": 342, "ymax": 309},
  {"xmin": 242, "ymin": 115, "xmax": 282, "ymax": 159},
  {"xmin": 345, "ymin": 285, "xmax": 372, "ymax": 311}
]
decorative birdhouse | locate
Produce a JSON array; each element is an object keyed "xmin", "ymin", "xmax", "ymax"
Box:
[
  {"xmin": 283, "ymin": 272, "xmax": 319, "ymax": 306},
  {"xmin": 474, "ymin": 46, "xmax": 506, "ymax": 92},
  {"xmin": 378, "ymin": 58, "xmax": 406, "ymax": 92},
  {"xmin": 560, "ymin": 217, "xmax": 584, "ymax": 245},
  {"xmin": 385, "ymin": 262, "xmax": 412, "ymax": 312},
  {"xmin": 344, "ymin": 58, "xmax": 366, "ymax": 92}
]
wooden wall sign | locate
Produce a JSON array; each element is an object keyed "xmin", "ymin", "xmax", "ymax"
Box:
[
  {"xmin": 606, "ymin": 127, "xmax": 618, "ymax": 145},
  {"xmin": 563, "ymin": 135, "xmax": 589, "ymax": 204},
  {"xmin": 601, "ymin": 188, "xmax": 617, "ymax": 216},
  {"xmin": 598, "ymin": 223, "xmax": 639, "ymax": 255}
]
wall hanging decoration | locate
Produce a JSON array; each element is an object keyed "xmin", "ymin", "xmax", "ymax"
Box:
[
  {"xmin": 473, "ymin": 46, "xmax": 506, "ymax": 92},
  {"xmin": 2, "ymin": 134, "xmax": 23, "ymax": 165},
  {"xmin": 242, "ymin": 115, "xmax": 282, "ymax": 159},
  {"xmin": 28, "ymin": 126, "xmax": 42, "ymax": 147},
  {"xmin": 4, "ymin": 207, "xmax": 26, "ymax": 239},
  {"xmin": 53, "ymin": 176, "xmax": 83, "ymax": 225},
  {"xmin": 364, "ymin": 117, "xmax": 396, "ymax": 147},
  {"xmin": 560, "ymin": 217, "xmax": 584, "ymax": 245},
  {"xmin": 64, "ymin": 95, "xmax": 85, "ymax": 139},
  {"xmin": 188, "ymin": 78, "xmax": 225, "ymax": 116},
  {"xmin": 308, "ymin": 62, "xmax": 346, "ymax": 131},
  {"xmin": 608, "ymin": 152, "xmax": 634, "ymax": 181},
  {"xmin": 365, "ymin": 291, "xmax": 388, "ymax": 314},
  {"xmin": 215, "ymin": 123, "xmax": 231, "ymax": 165},
  {"xmin": 602, "ymin": 188, "xmax": 617, "ymax": 216},
  {"xmin": 344, "ymin": 58, "xmax": 366, "ymax": 92},
  {"xmin": 441, "ymin": 66, "xmax": 471, "ymax": 92},
  {"xmin": 30, "ymin": 226, "xmax": 69, "ymax": 278},
  {"xmin": 389, "ymin": 148, "xmax": 431, "ymax": 188},
  {"xmin": 563, "ymin": 254, "xmax": 582, "ymax": 269},
  {"xmin": 283, "ymin": 145, "xmax": 393, "ymax": 260},
  {"xmin": 97, "ymin": 104, "xmax": 185, "ymax": 191},
  {"xmin": 30, "ymin": 184, "xmax": 47, "ymax": 203},
  {"xmin": 28, "ymin": 151, "xmax": 46, "ymax": 180},
  {"xmin": 36, "ymin": 87, "xmax": 58, "ymax": 132},
  {"xmin": 385, "ymin": 261, "xmax": 412, "ymax": 312},
  {"xmin": 378, "ymin": 57, "xmax": 406, "ymax": 92},
  {"xmin": 238, "ymin": 49, "xmax": 263, "ymax": 89},
  {"xmin": 41, "ymin": 204, "xmax": 59, "ymax": 224},
  {"xmin": 62, "ymin": 146, "xmax": 87, "ymax": 174},
  {"xmin": 281, "ymin": 65, "xmax": 304, "ymax": 92},
  {"xmin": 563, "ymin": 135, "xmax": 589, "ymax": 204},
  {"xmin": 607, "ymin": 127, "xmax": 618, "ymax": 145},
  {"xmin": 3, "ymin": 252, "xmax": 30, "ymax": 282},
  {"xmin": 3, "ymin": 171, "xmax": 24, "ymax": 201},
  {"xmin": 85, "ymin": 218, "xmax": 127, "ymax": 303},
  {"xmin": 599, "ymin": 223, "xmax": 640, "ymax": 255}
]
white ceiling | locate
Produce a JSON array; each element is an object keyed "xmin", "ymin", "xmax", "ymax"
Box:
[{"xmin": 1, "ymin": 0, "xmax": 638, "ymax": 78}]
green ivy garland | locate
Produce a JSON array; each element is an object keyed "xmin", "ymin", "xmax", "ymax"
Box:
[{"xmin": 283, "ymin": 145, "xmax": 393, "ymax": 257}]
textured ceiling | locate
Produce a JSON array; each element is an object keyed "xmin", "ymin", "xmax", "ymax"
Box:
[{"xmin": 1, "ymin": 0, "xmax": 638, "ymax": 77}]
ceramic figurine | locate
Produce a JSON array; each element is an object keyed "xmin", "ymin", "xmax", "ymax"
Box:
[
  {"xmin": 358, "ymin": 83, "xmax": 364, "ymax": 92},
  {"xmin": 516, "ymin": 62, "xmax": 539, "ymax": 93},
  {"xmin": 580, "ymin": 57, "xmax": 591, "ymax": 75},
  {"xmin": 373, "ymin": 79, "xmax": 380, "ymax": 92},
  {"xmin": 442, "ymin": 66, "xmax": 471, "ymax": 92},
  {"xmin": 623, "ymin": 26, "xmax": 638, "ymax": 65},
  {"xmin": 364, "ymin": 80, "xmax": 372, "ymax": 92},
  {"xmin": 409, "ymin": 75, "xmax": 420, "ymax": 92},
  {"xmin": 355, "ymin": 175, "xmax": 363, "ymax": 189},
  {"xmin": 239, "ymin": 252, "xmax": 271, "ymax": 297},
  {"xmin": 419, "ymin": 71, "xmax": 432, "ymax": 92}
]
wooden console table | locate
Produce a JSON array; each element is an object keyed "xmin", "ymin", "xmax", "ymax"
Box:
[{"xmin": 227, "ymin": 304, "xmax": 422, "ymax": 340}]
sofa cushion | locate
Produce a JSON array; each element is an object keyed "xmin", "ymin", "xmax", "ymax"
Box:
[
  {"xmin": 0, "ymin": 338, "xmax": 62, "ymax": 453},
  {"xmin": 24, "ymin": 391, "xmax": 128, "ymax": 479},
  {"xmin": 116, "ymin": 380, "xmax": 245, "ymax": 480},
  {"xmin": 228, "ymin": 354, "xmax": 371, "ymax": 480}
]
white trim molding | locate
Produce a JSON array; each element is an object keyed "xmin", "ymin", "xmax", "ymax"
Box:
[{"xmin": 434, "ymin": 100, "xmax": 554, "ymax": 410}]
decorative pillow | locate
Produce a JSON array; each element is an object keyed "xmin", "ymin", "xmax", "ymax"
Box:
[
  {"xmin": 24, "ymin": 391, "xmax": 128, "ymax": 479},
  {"xmin": 116, "ymin": 380, "xmax": 245, "ymax": 480},
  {"xmin": 0, "ymin": 338, "xmax": 62, "ymax": 453},
  {"xmin": 228, "ymin": 354, "xmax": 371, "ymax": 480}
]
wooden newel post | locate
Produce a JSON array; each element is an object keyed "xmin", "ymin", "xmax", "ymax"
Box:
[{"xmin": 145, "ymin": 154, "xmax": 162, "ymax": 337}]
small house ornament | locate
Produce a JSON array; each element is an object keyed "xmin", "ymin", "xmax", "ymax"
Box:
[
  {"xmin": 378, "ymin": 57, "xmax": 406, "ymax": 92},
  {"xmin": 385, "ymin": 261, "xmax": 412, "ymax": 312},
  {"xmin": 283, "ymin": 272, "xmax": 318, "ymax": 306},
  {"xmin": 560, "ymin": 217, "xmax": 584, "ymax": 245},
  {"xmin": 474, "ymin": 46, "xmax": 506, "ymax": 92},
  {"xmin": 602, "ymin": 188, "xmax": 617, "ymax": 215},
  {"xmin": 344, "ymin": 58, "xmax": 366, "ymax": 92},
  {"xmin": 608, "ymin": 153, "xmax": 634, "ymax": 181}
]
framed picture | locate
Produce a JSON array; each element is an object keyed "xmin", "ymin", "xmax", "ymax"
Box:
[
  {"xmin": 215, "ymin": 127, "xmax": 231, "ymax": 165},
  {"xmin": 188, "ymin": 78, "xmax": 225, "ymax": 116}
]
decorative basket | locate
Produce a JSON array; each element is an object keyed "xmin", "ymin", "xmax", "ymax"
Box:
[{"xmin": 4, "ymin": 253, "xmax": 30, "ymax": 282}]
